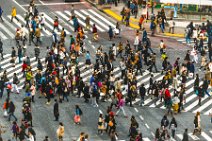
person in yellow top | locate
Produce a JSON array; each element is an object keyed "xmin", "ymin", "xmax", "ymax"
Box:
[
  {"xmin": 11, "ymin": 7, "xmax": 19, "ymax": 22},
  {"xmin": 35, "ymin": 26, "xmax": 41, "ymax": 45},
  {"xmin": 60, "ymin": 28, "xmax": 66, "ymax": 43}
]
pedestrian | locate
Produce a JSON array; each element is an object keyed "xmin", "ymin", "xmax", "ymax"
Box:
[
  {"xmin": 0, "ymin": 77, "xmax": 4, "ymax": 98},
  {"xmin": 74, "ymin": 105, "xmax": 83, "ymax": 125},
  {"xmin": 18, "ymin": 46, "xmax": 23, "ymax": 63},
  {"xmin": 115, "ymin": 95, "xmax": 127, "ymax": 118},
  {"xmin": 161, "ymin": 115, "xmax": 169, "ymax": 128},
  {"xmin": 97, "ymin": 114, "xmax": 105, "ymax": 134},
  {"xmin": 169, "ymin": 117, "xmax": 177, "ymax": 138},
  {"xmin": 34, "ymin": 45, "xmax": 40, "ymax": 61},
  {"xmin": 8, "ymin": 101, "xmax": 17, "ymax": 122},
  {"xmin": 28, "ymin": 124, "xmax": 36, "ymax": 141},
  {"xmin": 34, "ymin": 26, "xmax": 41, "ymax": 45},
  {"xmin": 11, "ymin": 121, "xmax": 19, "ymax": 140},
  {"xmin": 53, "ymin": 16, "xmax": 59, "ymax": 31},
  {"xmin": 11, "ymin": 47, "xmax": 16, "ymax": 67},
  {"xmin": 0, "ymin": 6, "xmax": 4, "ymax": 22},
  {"xmin": 56, "ymin": 122, "xmax": 64, "ymax": 141},
  {"xmin": 108, "ymin": 26, "xmax": 113, "ymax": 41},
  {"xmin": 193, "ymin": 112, "xmax": 201, "ymax": 135},
  {"xmin": 12, "ymin": 73, "xmax": 20, "ymax": 94},
  {"xmin": 53, "ymin": 99, "xmax": 59, "ymax": 121},
  {"xmin": 30, "ymin": 82, "xmax": 36, "ymax": 102},
  {"xmin": 182, "ymin": 128, "xmax": 188, "ymax": 141},
  {"xmin": 139, "ymin": 84, "xmax": 146, "ymax": 106},
  {"xmin": 168, "ymin": 18, "xmax": 175, "ymax": 34},
  {"xmin": 134, "ymin": 32, "xmax": 139, "ymax": 50},
  {"xmin": 138, "ymin": 15, "xmax": 144, "ymax": 30},
  {"xmin": 11, "ymin": 7, "xmax": 19, "ymax": 22},
  {"xmin": 85, "ymin": 16, "xmax": 90, "ymax": 31},
  {"xmin": 0, "ymin": 38, "xmax": 3, "ymax": 60}
]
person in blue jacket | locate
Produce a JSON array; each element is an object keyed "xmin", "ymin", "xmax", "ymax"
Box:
[{"xmin": 0, "ymin": 5, "xmax": 4, "ymax": 22}]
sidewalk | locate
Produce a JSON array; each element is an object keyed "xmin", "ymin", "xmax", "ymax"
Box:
[{"xmin": 103, "ymin": 3, "xmax": 185, "ymax": 38}]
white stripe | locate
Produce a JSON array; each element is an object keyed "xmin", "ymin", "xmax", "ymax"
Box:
[
  {"xmin": 74, "ymin": 10, "xmax": 105, "ymax": 32},
  {"xmin": 0, "ymin": 31, "xmax": 7, "ymax": 40},
  {"xmin": 204, "ymin": 108, "xmax": 212, "ymax": 115},
  {"xmin": 21, "ymin": 2, "xmax": 86, "ymax": 6},
  {"xmin": 188, "ymin": 133, "xmax": 199, "ymax": 140},
  {"xmin": 0, "ymin": 22, "xmax": 15, "ymax": 38},
  {"xmin": 145, "ymin": 123, "xmax": 149, "ymax": 129},
  {"xmin": 134, "ymin": 108, "xmax": 138, "ymax": 112},
  {"xmin": 176, "ymin": 134, "xmax": 183, "ymax": 140},
  {"xmin": 55, "ymin": 11, "xmax": 74, "ymax": 31},
  {"xmin": 7, "ymin": 15, "xmax": 22, "ymax": 27},
  {"xmin": 201, "ymin": 132, "xmax": 212, "ymax": 140},
  {"xmin": 88, "ymin": 9, "xmax": 115, "ymax": 28},
  {"xmin": 143, "ymin": 138, "xmax": 151, "ymax": 141},
  {"xmin": 81, "ymin": 9, "xmax": 109, "ymax": 31},
  {"xmin": 193, "ymin": 99, "xmax": 212, "ymax": 113},
  {"xmin": 1, "ymin": 17, "xmax": 17, "ymax": 32},
  {"xmin": 12, "ymin": 0, "xmax": 27, "ymax": 12},
  {"xmin": 184, "ymin": 96, "xmax": 208, "ymax": 112},
  {"xmin": 39, "ymin": 13, "xmax": 54, "ymax": 33},
  {"xmin": 139, "ymin": 115, "xmax": 144, "ymax": 120},
  {"xmin": 43, "ymin": 13, "xmax": 70, "ymax": 34}
]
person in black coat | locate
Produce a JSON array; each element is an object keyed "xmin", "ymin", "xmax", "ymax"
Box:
[
  {"xmin": 139, "ymin": 84, "xmax": 146, "ymax": 106},
  {"xmin": 53, "ymin": 99, "xmax": 59, "ymax": 121},
  {"xmin": 83, "ymin": 83, "xmax": 90, "ymax": 103},
  {"xmin": 182, "ymin": 128, "xmax": 188, "ymax": 141},
  {"xmin": 0, "ymin": 38, "xmax": 3, "ymax": 60},
  {"xmin": 0, "ymin": 77, "xmax": 4, "ymax": 98}
]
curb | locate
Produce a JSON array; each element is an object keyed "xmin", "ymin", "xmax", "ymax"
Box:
[{"xmin": 103, "ymin": 9, "xmax": 185, "ymax": 38}]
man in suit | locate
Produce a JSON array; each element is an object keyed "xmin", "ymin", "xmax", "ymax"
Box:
[{"xmin": 53, "ymin": 99, "xmax": 59, "ymax": 121}]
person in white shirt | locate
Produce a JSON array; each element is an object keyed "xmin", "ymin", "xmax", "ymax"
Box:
[
  {"xmin": 134, "ymin": 33, "xmax": 140, "ymax": 50},
  {"xmin": 40, "ymin": 14, "xmax": 46, "ymax": 30},
  {"xmin": 168, "ymin": 18, "xmax": 175, "ymax": 34}
]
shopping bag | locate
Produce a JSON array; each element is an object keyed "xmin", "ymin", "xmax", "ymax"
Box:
[{"xmin": 3, "ymin": 110, "xmax": 8, "ymax": 117}]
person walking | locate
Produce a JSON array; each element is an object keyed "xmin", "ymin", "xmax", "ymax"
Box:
[
  {"xmin": 56, "ymin": 122, "xmax": 64, "ymax": 141},
  {"xmin": 17, "ymin": 46, "xmax": 23, "ymax": 64},
  {"xmin": 108, "ymin": 26, "xmax": 113, "ymax": 41},
  {"xmin": 97, "ymin": 114, "xmax": 105, "ymax": 135},
  {"xmin": 10, "ymin": 7, "xmax": 19, "ymax": 22},
  {"xmin": 74, "ymin": 105, "xmax": 83, "ymax": 125},
  {"xmin": 182, "ymin": 128, "xmax": 189, "ymax": 141},
  {"xmin": 115, "ymin": 95, "xmax": 127, "ymax": 118},
  {"xmin": 8, "ymin": 101, "xmax": 17, "ymax": 122},
  {"xmin": 35, "ymin": 26, "xmax": 41, "ymax": 45},
  {"xmin": 11, "ymin": 47, "xmax": 16, "ymax": 67},
  {"xmin": 0, "ymin": 6, "xmax": 3, "ymax": 22},
  {"xmin": 12, "ymin": 73, "xmax": 19, "ymax": 94},
  {"xmin": 139, "ymin": 84, "xmax": 146, "ymax": 106},
  {"xmin": 53, "ymin": 99, "xmax": 59, "ymax": 121},
  {"xmin": 169, "ymin": 117, "xmax": 177, "ymax": 139},
  {"xmin": 85, "ymin": 16, "xmax": 90, "ymax": 31},
  {"xmin": 34, "ymin": 45, "xmax": 40, "ymax": 61},
  {"xmin": 30, "ymin": 82, "xmax": 36, "ymax": 102},
  {"xmin": 0, "ymin": 38, "xmax": 4, "ymax": 60}
]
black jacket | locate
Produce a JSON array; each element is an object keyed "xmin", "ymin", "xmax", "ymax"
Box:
[
  {"xmin": 0, "ymin": 40, "xmax": 3, "ymax": 53},
  {"xmin": 139, "ymin": 86, "xmax": 146, "ymax": 97},
  {"xmin": 53, "ymin": 102, "xmax": 59, "ymax": 116}
]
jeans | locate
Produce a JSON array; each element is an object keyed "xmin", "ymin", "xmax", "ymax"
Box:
[
  {"xmin": 12, "ymin": 84, "xmax": 19, "ymax": 93},
  {"xmin": 0, "ymin": 88, "xmax": 3, "ymax": 98},
  {"xmin": 8, "ymin": 112, "xmax": 17, "ymax": 121},
  {"xmin": 116, "ymin": 106, "xmax": 126, "ymax": 116},
  {"xmin": 186, "ymin": 36, "xmax": 191, "ymax": 44}
]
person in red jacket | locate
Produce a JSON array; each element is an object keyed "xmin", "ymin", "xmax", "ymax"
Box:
[{"xmin": 22, "ymin": 60, "xmax": 28, "ymax": 77}]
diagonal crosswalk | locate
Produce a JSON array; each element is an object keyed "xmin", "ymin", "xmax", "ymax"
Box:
[
  {"xmin": 0, "ymin": 9, "xmax": 116, "ymax": 40},
  {"xmin": 177, "ymin": 38, "xmax": 208, "ymax": 48},
  {"xmin": 0, "ymin": 54, "xmax": 211, "ymax": 116}
]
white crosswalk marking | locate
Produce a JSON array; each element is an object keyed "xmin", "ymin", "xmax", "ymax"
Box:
[
  {"xmin": 193, "ymin": 99, "xmax": 212, "ymax": 113},
  {"xmin": 0, "ymin": 21, "xmax": 15, "ymax": 38},
  {"xmin": 88, "ymin": 9, "xmax": 116, "ymax": 28},
  {"xmin": 143, "ymin": 138, "xmax": 151, "ymax": 141},
  {"xmin": 80, "ymin": 9, "xmax": 109, "ymax": 31},
  {"xmin": 201, "ymin": 132, "xmax": 212, "ymax": 140},
  {"xmin": 188, "ymin": 133, "xmax": 199, "ymax": 140},
  {"xmin": 204, "ymin": 108, "xmax": 212, "ymax": 115},
  {"xmin": 0, "ymin": 9, "xmax": 116, "ymax": 40},
  {"xmin": 0, "ymin": 31, "xmax": 7, "ymax": 40}
]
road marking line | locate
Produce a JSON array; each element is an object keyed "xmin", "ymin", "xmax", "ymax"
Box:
[
  {"xmin": 0, "ymin": 31, "xmax": 7, "ymax": 40},
  {"xmin": 193, "ymin": 99, "xmax": 212, "ymax": 113},
  {"xmin": 201, "ymin": 132, "xmax": 212, "ymax": 140},
  {"xmin": 139, "ymin": 115, "xmax": 144, "ymax": 120},
  {"xmin": 88, "ymin": 40, "xmax": 91, "ymax": 44},
  {"xmin": 145, "ymin": 123, "xmax": 150, "ymax": 129},
  {"xmin": 12, "ymin": 0, "xmax": 27, "ymax": 12},
  {"xmin": 55, "ymin": 11, "xmax": 74, "ymax": 31},
  {"xmin": 21, "ymin": 2, "xmax": 86, "ymax": 6},
  {"xmin": 204, "ymin": 108, "xmax": 212, "ymax": 115},
  {"xmin": 0, "ymin": 22, "xmax": 14, "ymax": 38},
  {"xmin": 99, "ymin": 109, "xmax": 103, "ymax": 114},
  {"xmin": 134, "ymin": 108, "xmax": 138, "ymax": 112},
  {"xmin": 143, "ymin": 138, "xmax": 151, "ymax": 141},
  {"xmin": 188, "ymin": 133, "xmax": 199, "ymax": 140}
]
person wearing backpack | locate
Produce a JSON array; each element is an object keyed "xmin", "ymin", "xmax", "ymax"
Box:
[
  {"xmin": 11, "ymin": 121, "xmax": 19, "ymax": 140},
  {"xmin": 8, "ymin": 101, "xmax": 17, "ymax": 122}
]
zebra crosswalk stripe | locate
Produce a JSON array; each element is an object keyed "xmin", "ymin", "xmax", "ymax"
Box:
[
  {"xmin": 55, "ymin": 11, "xmax": 75, "ymax": 31},
  {"xmin": 0, "ymin": 21, "xmax": 15, "ymax": 38},
  {"xmin": 0, "ymin": 31, "xmax": 7, "ymax": 40},
  {"xmin": 201, "ymin": 132, "xmax": 212, "ymax": 140}
]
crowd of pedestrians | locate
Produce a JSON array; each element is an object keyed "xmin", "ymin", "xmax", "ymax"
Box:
[{"xmin": 0, "ymin": 0, "xmax": 211, "ymax": 141}]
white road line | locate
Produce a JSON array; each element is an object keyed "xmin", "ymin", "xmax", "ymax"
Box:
[
  {"xmin": 0, "ymin": 22, "xmax": 15, "ymax": 38},
  {"xmin": 88, "ymin": 9, "xmax": 115, "ymax": 28},
  {"xmin": 1, "ymin": 17, "xmax": 17, "ymax": 32},
  {"xmin": 55, "ymin": 11, "xmax": 74, "ymax": 31},
  {"xmin": 145, "ymin": 123, "xmax": 150, "ymax": 129},
  {"xmin": 184, "ymin": 95, "xmax": 207, "ymax": 112},
  {"xmin": 193, "ymin": 99, "xmax": 212, "ymax": 113},
  {"xmin": 204, "ymin": 108, "xmax": 212, "ymax": 115},
  {"xmin": 0, "ymin": 31, "xmax": 7, "ymax": 40},
  {"xmin": 12, "ymin": 0, "xmax": 27, "ymax": 12},
  {"xmin": 143, "ymin": 138, "xmax": 151, "ymax": 141},
  {"xmin": 201, "ymin": 132, "xmax": 212, "ymax": 140},
  {"xmin": 99, "ymin": 109, "xmax": 103, "ymax": 114},
  {"xmin": 74, "ymin": 10, "xmax": 105, "ymax": 32},
  {"xmin": 21, "ymin": 2, "xmax": 86, "ymax": 6},
  {"xmin": 39, "ymin": 12, "xmax": 54, "ymax": 33},
  {"xmin": 7, "ymin": 15, "xmax": 22, "ymax": 28},
  {"xmin": 134, "ymin": 108, "xmax": 138, "ymax": 112},
  {"xmin": 139, "ymin": 115, "xmax": 144, "ymax": 120},
  {"xmin": 188, "ymin": 133, "xmax": 199, "ymax": 140},
  {"xmin": 176, "ymin": 134, "xmax": 183, "ymax": 140},
  {"xmin": 81, "ymin": 9, "xmax": 109, "ymax": 31}
]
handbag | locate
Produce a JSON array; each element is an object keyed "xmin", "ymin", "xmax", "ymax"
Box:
[{"xmin": 3, "ymin": 110, "xmax": 8, "ymax": 117}]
